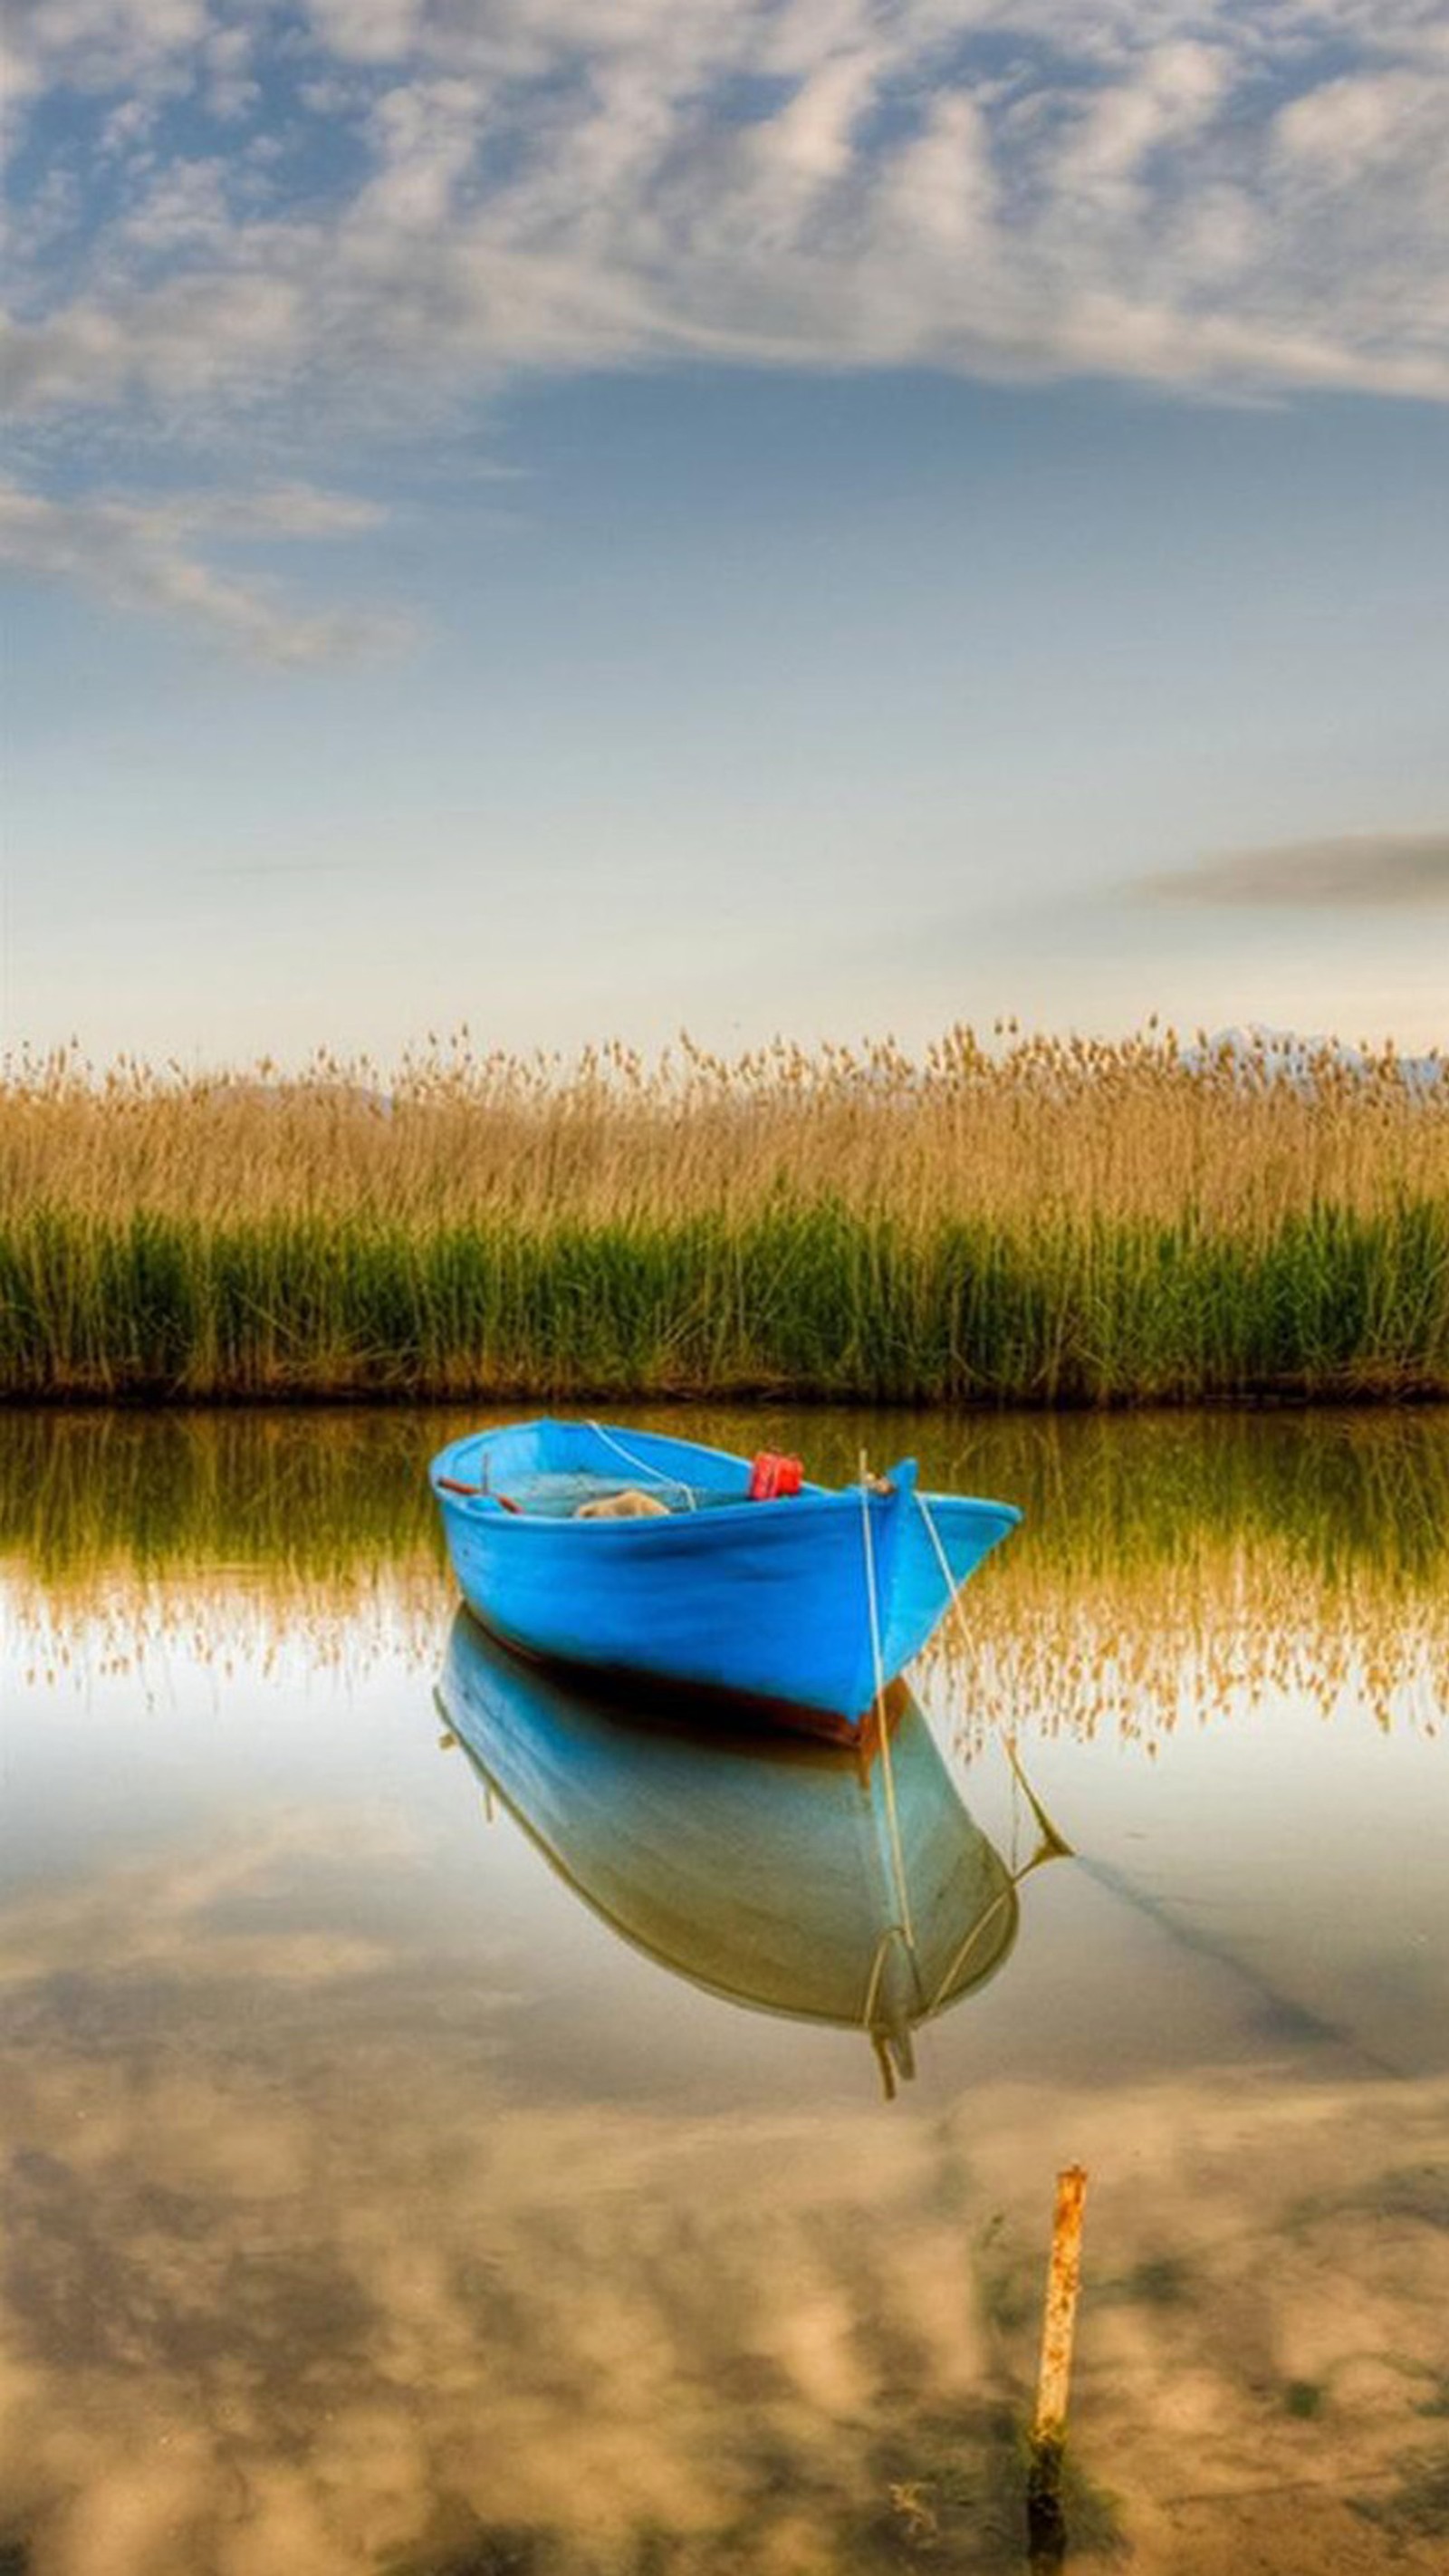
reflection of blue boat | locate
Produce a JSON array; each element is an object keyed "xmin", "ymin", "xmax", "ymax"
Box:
[
  {"xmin": 430, "ymin": 1418, "xmax": 1020, "ymax": 1735},
  {"xmin": 438, "ymin": 1610, "xmax": 1052, "ymax": 2093}
]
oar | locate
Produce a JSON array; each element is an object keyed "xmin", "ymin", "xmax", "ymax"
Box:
[{"xmin": 436, "ymin": 1476, "xmax": 523, "ymax": 1513}]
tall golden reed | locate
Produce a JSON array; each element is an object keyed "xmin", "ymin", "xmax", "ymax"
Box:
[
  {"xmin": 2, "ymin": 1024, "xmax": 1444, "ymax": 1400},
  {"xmin": 4, "ymin": 1022, "xmax": 1442, "ymax": 1228}
]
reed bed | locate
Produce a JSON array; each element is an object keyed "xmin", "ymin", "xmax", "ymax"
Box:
[{"xmin": 2, "ymin": 1027, "xmax": 1445, "ymax": 1402}]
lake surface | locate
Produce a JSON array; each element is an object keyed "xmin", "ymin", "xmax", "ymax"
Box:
[{"xmin": 2, "ymin": 1404, "xmax": 1447, "ymax": 2576}]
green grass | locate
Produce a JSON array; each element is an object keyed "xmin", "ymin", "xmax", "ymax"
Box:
[{"xmin": 2, "ymin": 1198, "xmax": 1446, "ymax": 1404}]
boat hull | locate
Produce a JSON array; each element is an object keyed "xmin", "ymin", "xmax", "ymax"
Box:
[{"xmin": 430, "ymin": 1419, "xmax": 1020, "ymax": 1731}]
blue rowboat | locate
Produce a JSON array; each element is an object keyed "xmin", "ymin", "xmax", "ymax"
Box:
[
  {"xmin": 437, "ymin": 1610, "xmax": 1032, "ymax": 2094},
  {"xmin": 429, "ymin": 1418, "xmax": 1021, "ymax": 1735}
]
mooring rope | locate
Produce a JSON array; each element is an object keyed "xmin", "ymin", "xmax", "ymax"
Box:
[
  {"xmin": 860, "ymin": 1922, "xmax": 910, "ymax": 2031},
  {"xmin": 913, "ymin": 1483, "xmax": 973, "ymax": 1645},
  {"xmin": 585, "ymin": 1420, "xmax": 698, "ymax": 1507},
  {"xmin": 914, "ymin": 1485, "xmax": 1072, "ymax": 1865},
  {"xmin": 861, "ymin": 1927, "xmax": 918, "ymax": 2102},
  {"xmin": 923, "ymin": 1886, "xmax": 1016, "ymax": 2016},
  {"xmin": 859, "ymin": 1453, "xmax": 916, "ymax": 1955}
]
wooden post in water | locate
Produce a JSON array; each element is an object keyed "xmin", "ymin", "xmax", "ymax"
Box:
[{"xmin": 1026, "ymin": 2163, "xmax": 1089, "ymax": 2566}]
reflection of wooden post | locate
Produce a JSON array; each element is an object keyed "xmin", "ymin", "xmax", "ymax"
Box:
[{"xmin": 1027, "ymin": 2165, "xmax": 1088, "ymax": 2566}]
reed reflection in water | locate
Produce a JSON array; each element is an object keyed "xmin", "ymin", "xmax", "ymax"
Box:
[
  {"xmin": 1, "ymin": 1403, "xmax": 1447, "ymax": 2575},
  {"xmin": 5, "ymin": 1402, "xmax": 1446, "ymax": 1742}
]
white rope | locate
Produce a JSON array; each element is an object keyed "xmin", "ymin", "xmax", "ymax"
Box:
[
  {"xmin": 862, "ymin": 1927, "xmax": 918, "ymax": 2101},
  {"xmin": 860, "ymin": 1923, "xmax": 912, "ymax": 2032},
  {"xmin": 915, "ymin": 1486, "xmax": 1072, "ymax": 1865},
  {"xmin": 859, "ymin": 1453, "xmax": 915, "ymax": 1953},
  {"xmin": 923, "ymin": 1886, "xmax": 1016, "ymax": 2016},
  {"xmin": 914, "ymin": 1484, "xmax": 971, "ymax": 1635},
  {"xmin": 585, "ymin": 1420, "xmax": 698, "ymax": 1508}
]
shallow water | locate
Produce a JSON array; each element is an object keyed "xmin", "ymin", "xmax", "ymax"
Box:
[{"xmin": 2, "ymin": 1404, "xmax": 1447, "ymax": 2575}]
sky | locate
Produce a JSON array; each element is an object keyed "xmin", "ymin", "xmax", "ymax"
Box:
[{"xmin": 2, "ymin": 0, "xmax": 1447, "ymax": 1067}]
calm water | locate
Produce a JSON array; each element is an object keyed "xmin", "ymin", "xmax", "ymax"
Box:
[{"xmin": 2, "ymin": 1405, "xmax": 1447, "ymax": 2576}]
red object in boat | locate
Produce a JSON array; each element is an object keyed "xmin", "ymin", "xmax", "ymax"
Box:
[{"xmin": 748, "ymin": 1452, "xmax": 804, "ymax": 1501}]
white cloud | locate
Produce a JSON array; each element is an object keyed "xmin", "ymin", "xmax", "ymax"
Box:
[
  {"xmin": 1058, "ymin": 39, "xmax": 1230, "ymax": 203},
  {"xmin": 301, "ymin": 0, "xmax": 427, "ymax": 66},
  {"xmin": 2, "ymin": 2, "xmax": 1447, "ymax": 642},
  {"xmin": 4, "ymin": 1, "xmax": 1445, "ymax": 416},
  {"xmin": 0, "ymin": 476, "xmax": 408, "ymax": 663},
  {"xmin": 1275, "ymin": 69, "xmax": 1432, "ymax": 168},
  {"xmin": 1137, "ymin": 832, "xmax": 1449, "ymax": 908},
  {"xmin": 758, "ymin": 50, "xmax": 880, "ymax": 187},
  {"xmin": 0, "ymin": 0, "xmax": 208, "ymax": 122}
]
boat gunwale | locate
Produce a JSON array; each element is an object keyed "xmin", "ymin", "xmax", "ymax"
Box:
[{"xmin": 428, "ymin": 1426, "xmax": 1022, "ymax": 1536}]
